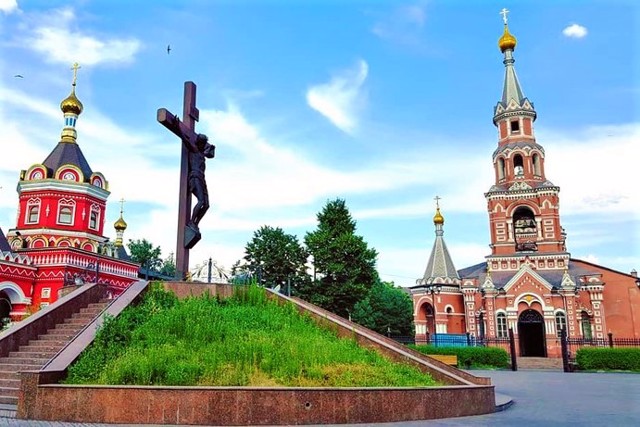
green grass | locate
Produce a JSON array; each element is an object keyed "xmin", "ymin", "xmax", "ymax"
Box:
[{"xmin": 65, "ymin": 284, "xmax": 437, "ymax": 387}]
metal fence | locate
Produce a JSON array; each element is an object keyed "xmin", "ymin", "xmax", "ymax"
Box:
[{"xmin": 393, "ymin": 331, "xmax": 640, "ymax": 372}]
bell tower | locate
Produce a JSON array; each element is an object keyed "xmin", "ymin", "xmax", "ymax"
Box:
[{"xmin": 485, "ymin": 10, "xmax": 567, "ymax": 263}]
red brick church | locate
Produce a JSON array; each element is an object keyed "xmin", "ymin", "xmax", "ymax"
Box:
[
  {"xmin": 0, "ymin": 65, "xmax": 139, "ymax": 325},
  {"xmin": 411, "ymin": 18, "xmax": 640, "ymax": 357}
]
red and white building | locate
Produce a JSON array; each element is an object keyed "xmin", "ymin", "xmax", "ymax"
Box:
[
  {"xmin": 0, "ymin": 68, "xmax": 138, "ymax": 323},
  {"xmin": 411, "ymin": 20, "xmax": 640, "ymax": 357}
]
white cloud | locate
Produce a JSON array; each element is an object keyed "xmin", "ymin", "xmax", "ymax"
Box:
[
  {"xmin": 306, "ymin": 59, "xmax": 368, "ymax": 134},
  {"xmin": 562, "ymin": 23, "xmax": 588, "ymax": 38},
  {"xmin": 24, "ymin": 8, "xmax": 141, "ymax": 66},
  {"xmin": 371, "ymin": 2, "xmax": 427, "ymax": 46},
  {"xmin": 539, "ymin": 123, "xmax": 639, "ymax": 215},
  {"xmin": 0, "ymin": 0, "xmax": 18, "ymax": 14}
]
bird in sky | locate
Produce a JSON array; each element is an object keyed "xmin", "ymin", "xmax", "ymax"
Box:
[
  {"xmin": 167, "ymin": 44, "xmax": 171, "ymax": 54},
  {"xmin": 14, "ymin": 74, "xmax": 23, "ymax": 78}
]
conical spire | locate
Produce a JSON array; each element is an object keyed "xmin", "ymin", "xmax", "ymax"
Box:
[
  {"xmin": 493, "ymin": 10, "xmax": 536, "ymax": 124},
  {"xmin": 60, "ymin": 62, "xmax": 84, "ymax": 143},
  {"xmin": 418, "ymin": 197, "xmax": 460, "ymax": 285}
]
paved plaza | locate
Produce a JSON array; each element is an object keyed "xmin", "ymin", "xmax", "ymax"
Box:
[{"xmin": 1, "ymin": 370, "xmax": 639, "ymax": 426}]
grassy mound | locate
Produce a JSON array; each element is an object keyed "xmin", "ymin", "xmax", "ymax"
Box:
[{"xmin": 65, "ymin": 284, "xmax": 436, "ymax": 387}]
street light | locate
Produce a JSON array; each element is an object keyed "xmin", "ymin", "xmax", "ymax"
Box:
[{"xmin": 426, "ymin": 284, "xmax": 442, "ymax": 338}]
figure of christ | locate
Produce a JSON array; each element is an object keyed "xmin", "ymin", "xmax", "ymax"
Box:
[{"xmin": 186, "ymin": 133, "xmax": 215, "ymax": 231}]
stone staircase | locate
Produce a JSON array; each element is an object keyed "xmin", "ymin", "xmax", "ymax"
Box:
[
  {"xmin": 0, "ymin": 300, "xmax": 109, "ymax": 410},
  {"xmin": 516, "ymin": 356, "xmax": 563, "ymax": 370}
]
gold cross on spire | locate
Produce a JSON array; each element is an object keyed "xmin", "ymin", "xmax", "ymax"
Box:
[
  {"xmin": 119, "ymin": 197, "xmax": 125, "ymax": 216},
  {"xmin": 434, "ymin": 195, "xmax": 441, "ymax": 209},
  {"xmin": 500, "ymin": 8, "xmax": 509, "ymax": 25},
  {"xmin": 71, "ymin": 62, "xmax": 81, "ymax": 87}
]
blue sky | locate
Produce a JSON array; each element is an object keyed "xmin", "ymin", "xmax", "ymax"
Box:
[{"xmin": 0, "ymin": 0, "xmax": 638, "ymax": 285}]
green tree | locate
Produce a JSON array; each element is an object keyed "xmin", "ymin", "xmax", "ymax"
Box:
[
  {"xmin": 351, "ymin": 281, "xmax": 414, "ymax": 336},
  {"xmin": 127, "ymin": 239, "xmax": 162, "ymax": 272},
  {"xmin": 303, "ymin": 199, "xmax": 378, "ymax": 317},
  {"xmin": 160, "ymin": 252, "xmax": 176, "ymax": 277},
  {"xmin": 238, "ymin": 225, "xmax": 309, "ymax": 294}
]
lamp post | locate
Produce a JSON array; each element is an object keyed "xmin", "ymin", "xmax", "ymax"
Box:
[{"xmin": 426, "ymin": 284, "xmax": 442, "ymax": 340}]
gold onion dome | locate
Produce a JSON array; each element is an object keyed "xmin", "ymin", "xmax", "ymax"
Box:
[
  {"xmin": 114, "ymin": 215, "xmax": 127, "ymax": 231},
  {"xmin": 60, "ymin": 89, "xmax": 83, "ymax": 115},
  {"xmin": 433, "ymin": 207, "xmax": 445, "ymax": 225},
  {"xmin": 498, "ymin": 24, "xmax": 517, "ymax": 52}
]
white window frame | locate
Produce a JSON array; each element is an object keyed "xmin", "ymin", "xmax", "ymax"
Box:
[
  {"xmin": 25, "ymin": 198, "xmax": 41, "ymax": 224},
  {"xmin": 89, "ymin": 204, "xmax": 100, "ymax": 230},
  {"xmin": 496, "ymin": 312, "xmax": 508, "ymax": 338},
  {"xmin": 57, "ymin": 199, "xmax": 76, "ymax": 225}
]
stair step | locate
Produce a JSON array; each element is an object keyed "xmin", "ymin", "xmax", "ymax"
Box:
[
  {"xmin": 0, "ymin": 357, "xmax": 49, "ymax": 366},
  {"xmin": 64, "ymin": 317, "xmax": 91, "ymax": 325},
  {"xmin": 23, "ymin": 341, "xmax": 66, "ymax": 351},
  {"xmin": 0, "ymin": 387, "xmax": 19, "ymax": 398},
  {"xmin": 0, "ymin": 364, "xmax": 42, "ymax": 372},
  {"xmin": 38, "ymin": 332, "xmax": 78, "ymax": 340},
  {"xmin": 87, "ymin": 302, "xmax": 108, "ymax": 308},
  {"xmin": 54, "ymin": 323, "xmax": 84, "ymax": 330},
  {"xmin": 0, "ymin": 395, "xmax": 18, "ymax": 405},
  {"xmin": 0, "ymin": 379, "xmax": 20, "ymax": 388},
  {"xmin": 0, "ymin": 372, "xmax": 19, "ymax": 381},
  {"xmin": 9, "ymin": 351, "xmax": 56, "ymax": 359}
]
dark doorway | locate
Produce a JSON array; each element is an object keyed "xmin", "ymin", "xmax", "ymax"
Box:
[
  {"xmin": 518, "ymin": 309, "xmax": 546, "ymax": 357},
  {"xmin": 0, "ymin": 293, "xmax": 11, "ymax": 329}
]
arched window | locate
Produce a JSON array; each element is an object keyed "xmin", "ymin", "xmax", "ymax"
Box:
[
  {"xmin": 498, "ymin": 157, "xmax": 506, "ymax": 180},
  {"xmin": 513, "ymin": 154, "xmax": 524, "ymax": 176},
  {"xmin": 555, "ymin": 311, "xmax": 567, "ymax": 337},
  {"xmin": 89, "ymin": 204, "xmax": 100, "ymax": 230},
  {"xmin": 580, "ymin": 312, "xmax": 592, "ymax": 340},
  {"xmin": 513, "ymin": 207, "xmax": 536, "ymax": 233},
  {"xmin": 496, "ymin": 312, "xmax": 507, "ymax": 338},
  {"xmin": 532, "ymin": 153, "xmax": 542, "ymax": 176},
  {"xmin": 25, "ymin": 198, "xmax": 41, "ymax": 224},
  {"xmin": 57, "ymin": 199, "xmax": 75, "ymax": 225},
  {"xmin": 27, "ymin": 205, "xmax": 39, "ymax": 223}
]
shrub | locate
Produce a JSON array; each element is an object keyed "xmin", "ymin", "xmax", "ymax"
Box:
[
  {"xmin": 409, "ymin": 345, "xmax": 510, "ymax": 369},
  {"xmin": 576, "ymin": 348, "xmax": 640, "ymax": 371}
]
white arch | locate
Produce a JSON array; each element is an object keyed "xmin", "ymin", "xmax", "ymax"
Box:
[
  {"xmin": 513, "ymin": 293, "xmax": 547, "ymax": 310},
  {"xmin": 413, "ymin": 295, "xmax": 435, "ymax": 316},
  {"xmin": 0, "ymin": 281, "xmax": 31, "ymax": 304}
]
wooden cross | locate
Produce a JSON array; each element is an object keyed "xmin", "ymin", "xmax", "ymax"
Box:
[
  {"xmin": 157, "ymin": 82, "xmax": 201, "ymax": 280},
  {"xmin": 71, "ymin": 62, "xmax": 81, "ymax": 86},
  {"xmin": 500, "ymin": 8, "xmax": 509, "ymax": 25}
]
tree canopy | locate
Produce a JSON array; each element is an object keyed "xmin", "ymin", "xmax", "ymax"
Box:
[
  {"xmin": 127, "ymin": 239, "xmax": 162, "ymax": 272},
  {"xmin": 303, "ymin": 199, "xmax": 378, "ymax": 317},
  {"xmin": 235, "ymin": 225, "xmax": 309, "ymax": 294},
  {"xmin": 351, "ymin": 281, "xmax": 414, "ymax": 336}
]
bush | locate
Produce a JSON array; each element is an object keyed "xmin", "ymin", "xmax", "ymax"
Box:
[
  {"xmin": 576, "ymin": 348, "xmax": 640, "ymax": 371},
  {"xmin": 409, "ymin": 345, "xmax": 510, "ymax": 369}
]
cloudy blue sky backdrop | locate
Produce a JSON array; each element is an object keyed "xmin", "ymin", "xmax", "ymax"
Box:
[{"xmin": 1, "ymin": 0, "xmax": 637, "ymax": 285}]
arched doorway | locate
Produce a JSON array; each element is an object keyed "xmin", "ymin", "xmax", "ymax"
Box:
[
  {"xmin": 421, "ymin": 303, "xmax": 435, "ymax": 340},
  {"xmin": 0, "ymin": 291, "xmax": 11, "ymax": 329},
  {"xmin": 518, "ymin": 309, "xmax": 546, "ymax": 357}
]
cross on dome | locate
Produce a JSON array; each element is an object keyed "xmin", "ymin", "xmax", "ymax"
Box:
[
  {"xmin": 500, "ymin": 8, "xmax": 509, "ymax": 25},
  {"xmin": 71, "ymin": 62, "xmax": 81, "ymax": 87}
]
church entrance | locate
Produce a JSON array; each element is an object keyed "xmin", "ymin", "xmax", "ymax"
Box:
[
  {"xmin": 518, "ymin": 309, "xmax": 546, "ymax": 357},
  {"xmin": 0, "ymin": 292, "xmax": 11, "ymax": 329}
]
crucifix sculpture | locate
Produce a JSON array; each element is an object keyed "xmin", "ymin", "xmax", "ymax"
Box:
[{"xmin": 157, "ymin": 82, "xmax": 216, "ymax": 280}]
